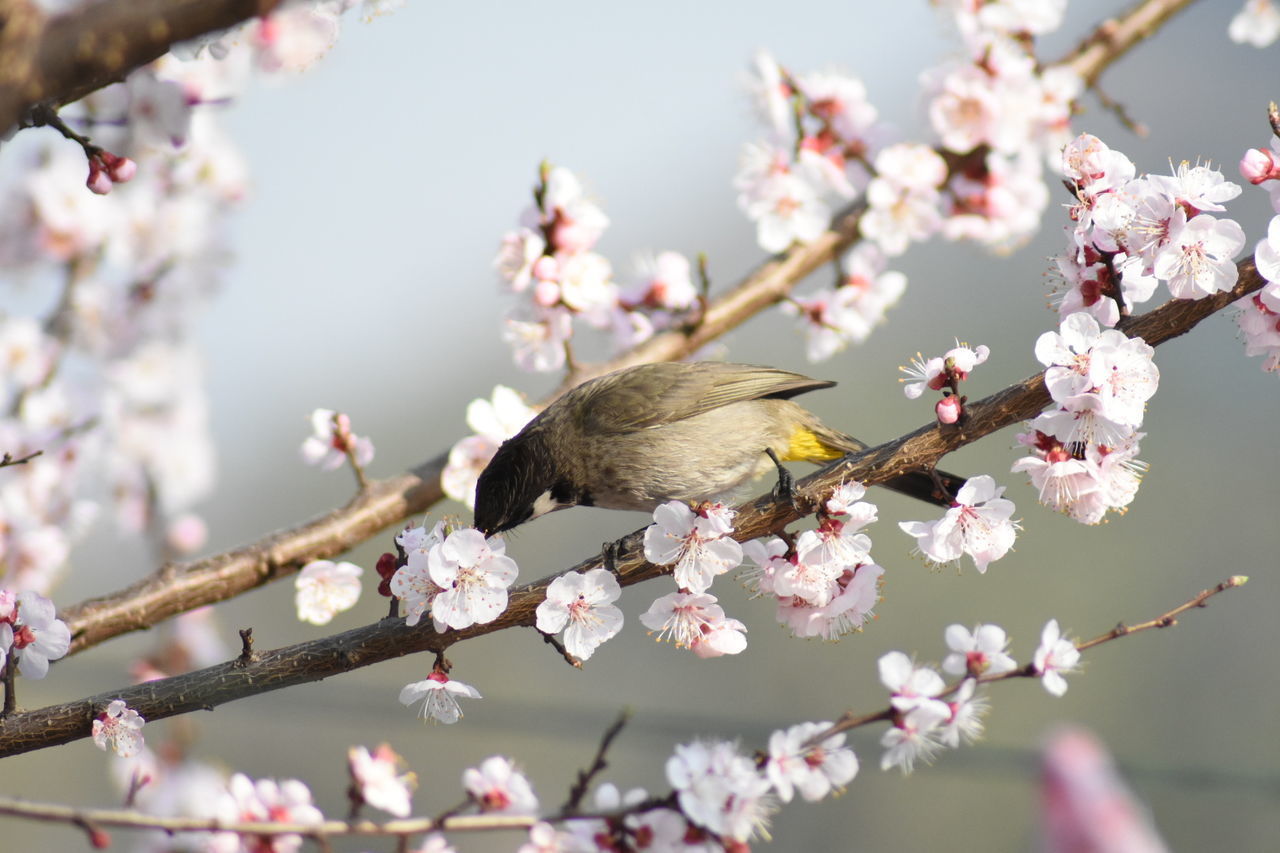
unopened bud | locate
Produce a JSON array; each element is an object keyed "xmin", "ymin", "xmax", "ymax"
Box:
[
  {"xmin": 1240, "ymin": 147, "xmax": 1280, "ymax": 184},
  {"xmin": 936, "ymin": 394, "xmax": 962, "ymax": 424}
]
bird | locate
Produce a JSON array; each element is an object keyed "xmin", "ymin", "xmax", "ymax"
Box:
[{"xmin": 473, "ymin": 360, "xmax": 958, "ymax": 535}]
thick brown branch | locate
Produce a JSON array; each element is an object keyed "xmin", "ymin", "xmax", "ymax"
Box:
[
  {"xmin": 5, "ymin": 263, "xmax": 1263, "ymax": 759},
  {"xmin": 61, "ymin": 458, "xmax": 446, "ymax": 653},
  {"xmin": 0, "ymin": 0, "xmax": 280, "ymax": 136}
]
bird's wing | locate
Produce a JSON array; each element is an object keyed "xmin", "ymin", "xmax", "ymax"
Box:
[{"xmin": 577, "ymin": 362, "xmax": 835, "ymax": 434}]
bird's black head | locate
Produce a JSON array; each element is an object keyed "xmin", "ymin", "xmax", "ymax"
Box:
[{"xmin": 474, "ymin": 430, "xmax": 581, "ymax": 535}]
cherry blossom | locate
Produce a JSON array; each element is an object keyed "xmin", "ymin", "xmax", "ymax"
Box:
[
  {"xmin": 1240, "ymin": 141, "xmax": 1280, "ymax": 185},
  {"xmin": 625, "ymin": 250, "xmax": 698, "ymax": 312},
  {"xmin": 399, "ymin": 670, "xmax": 482, "ymax": 725},
  {"xmin": 1228, "ymin": 0, "xmax": 1280, "ymax": 48},
  {"xmin": 348, "ymin": 744, "xmax": 415, "ymax": 818},
  {"xmin": 464, "ymin": 756, "xmax": 539, "ymax": 816},
  {"xmin": 427, "ymin": 528, "xmax": 519, "ymax": 630},
  {"xmin": 898, "ymin": 475, "xmax": 1018, "ymax": 573},
  {"xmin": 1152, "ymin": 209, "xmax": 1245, "ymax": 299},
  {"xmin": 765, "ymin": 721, "xmax": 859, "ymax": 803},
  {"xmin": 666, "ymin": 740, "xmax": 775, "ymax": 842},
  {"xmin": 643, "ymin": 501, "xmax": 744, "ymax": 594},
  {"xmin": 8, "ymin": 590, "xmax": 71, "ymax": 679},
  {"xmin": 389, "ymin": 522, "xmax": 446, "ymax": 627},
  {"xmin": 783, "ymin": 243, "xmax": 907, "ymax": 361},
  {"xmin": 878, "ymin": 651, "xmax": 949, "ymax": 714},
  {"xmin": 879, "ymin": 701, "xmax": 949, "ymax": 774},
  {"xmin": 534, "ymin": 568, "xmax": 624, "ymax": 660},
  {"xmin": 942, "ymin": 623, "xmax": 1017, "ymax": 677},
  {"xmin": 640, "ymin": 591, "xmax": 747, "ymax": 657},
  {"xmin": 1033, "ymin": 619, "xmax": 1082, "ymax": 697},
  {"xmin": 503, "ymin": 306, "xmax": 573, "ymax": 373},
  {"xmin": 208, "ymin": 773, "xmax": 324, "ymax": 853},
  {"xmin": 92, "ymin": 699, "xmax": 145, "ymax": 758},
  {"xmin": 299, "ymin": 408, "xmax": 374, "ymax": 471},
  {"xmin": 294, "ymin": 560, "xmax": 362, "ymax": 626},
  {"xmin": 938, "ymin": 678, "xmax": 988, "ymax": 748}
]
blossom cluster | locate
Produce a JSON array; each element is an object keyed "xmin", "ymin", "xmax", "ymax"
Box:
[
  {"xmin": 920, "ymin": 1, "xmax": 1079, "ymax": 249},
  {"xmin": 742, "ymin": 482, "xmax": 887, "ymax": 640},
  {"xmin": 1057, "ymin": 133, "xmax": 1245, "ymax": 324},
  {"xmin": 736, "ymin": 53, "xmax": 910, "ymax": 360},
  {"xmin": 1013, "ymin": 311, "xmax": 1156, "ymax": 524},
  {"xmin": 389, "ymin": 522, "xmax": 518, "ymax": 632},
  {"xmin": 640, "ymin": 501, "xmax": 749, "ymax": 657},
  {"xmin": 0, "ymin": 3, "xmax": 400, "ymax": 597},
  {"xmin": 1235, "ymin": 135, "xmax": 1280, "ymax": 371},
  {"xmin": 494, "ymin": 164, "xmax": 700, "ymax": 373},
  {"xmin": 386, "ymin": 522, "xmax": 516, "ymax": 723},
  {"xmin": 877, "ymin": 618, "xmax": 1078, "ymax": 774},
  {"xmin": 95, "ymin": 612, "xmax": 1085, "ymax": 851}
]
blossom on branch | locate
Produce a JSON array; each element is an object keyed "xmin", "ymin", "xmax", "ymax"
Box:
[
  {"xmin": 209, "ymin": 774, "xmax": 324, "ymax": 853},
  {"xmin": 92, "ymin": 699, "xmax": 145, "ymax": 758},
  {"xmin": 666, "ymin": 739, "xmax": 775, "ymax": 842},
  {"xmin": 643, "ymin": 501, "xmax": 744, "ymax": 594},
  {"xmin": 399, "ymin": 671, "xmax": 482, "ymax": 725},
  {"xmin": 534, "ymin": 568, "xmax": 624, "ymax": 661},
  {"xmin": 347, "ymin": 743, "xmax": 415, "ymax": 818},
  {"xmin": 427, "ymin": 528, "xmax": 519, "ymax": 631},
  {"xmin": 464, "ymin": 756, "xmax": 538, "ymax": 816},
  {"xmin": 898, "ymin": 475, "xmax": 1018, "ymax": 573},
  {"xmin": 1033, "ymin": 619, "xmax": 1082, "ymax": 697},
  {"xmin": 299, "ymin": 408, "xmax": 374, "ymax": 472},
  {"xmin": 765, "ymin": 721, "xmax": 859, "ymax": 803}
]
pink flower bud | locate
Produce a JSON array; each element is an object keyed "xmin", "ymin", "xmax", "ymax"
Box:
[
  {"xmin": 106, "ymin": 155, "xmax": 137, "ymax": 183},
  {"xmin": 532, "ymin": 279, "xmax": 561, "ymax": 308},
  {"xmin": 936, "ymin": 395, "xmax": 962, "ymax": 424},
  {"xmin": 1239, "ymin": 147, "xmax": 1280, "ymax": 185},
  {"xmin": 86, "ymin": 163, "xmax": 113, "ymax": 195},
  {"xmin": 531, "ymin": 254, "xmax": 559, "ymax": 281}
]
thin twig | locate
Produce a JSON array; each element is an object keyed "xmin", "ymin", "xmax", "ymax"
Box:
[
  {"xmin": 563, "ymin": 710, "xmax": 632, "ymax": 814},
  {"xmin": 0, "ymin": 450, "xmax": 42, "ymax": 469}
]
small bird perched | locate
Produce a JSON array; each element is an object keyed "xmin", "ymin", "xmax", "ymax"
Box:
[{"xmin": 473, "ymin": 361, "xmax": 957, "ymax": 535}]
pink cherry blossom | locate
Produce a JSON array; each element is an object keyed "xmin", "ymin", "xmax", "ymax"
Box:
[
  {"xmin": 534, "ymin": 568, "xmax": 624, "ymax": 660},
  {"xmin": 348, "ymin": 744, "xmax": 415, "ymax": 818},
  {"xmin": 92, "ymin": 699, "xmax": 145, "ymax": 758},
  {"xmin": 399, "ymin": 670, "xmax": 482, "ymax": 725},
  {"xmin": 428, "ymin": 528, "xmax": 519, "ymax": 630},
  {"xmin": 294, "ymin": 560, "xmax": 362, "ymax": 626},
  {"xmin": 1033, "ymin": 619, "xmax": 1081, "ymax": 696}
]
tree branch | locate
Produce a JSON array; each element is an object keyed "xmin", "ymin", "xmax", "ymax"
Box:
[
  {"xmin": 2, "ymin": 262, "xmax": 1263, "ymax": 759},
  {"xmin": 0, "ymin": 0, "xmax": 281, "ymax": 136}
]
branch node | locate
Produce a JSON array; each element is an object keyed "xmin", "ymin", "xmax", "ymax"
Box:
[{"xmin": 235, "ymin": 628, "xmax": 255, "ymax": 665}]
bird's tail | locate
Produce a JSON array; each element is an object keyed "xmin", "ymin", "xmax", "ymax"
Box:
[{"xmin": 787, "ymin": 424, "xmax": 963, "ymax": 509}]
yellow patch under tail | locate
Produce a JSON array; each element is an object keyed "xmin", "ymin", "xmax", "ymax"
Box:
[{"xmin": 783, "ymin": 427, "xmax": 845, "ymax": 463}]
